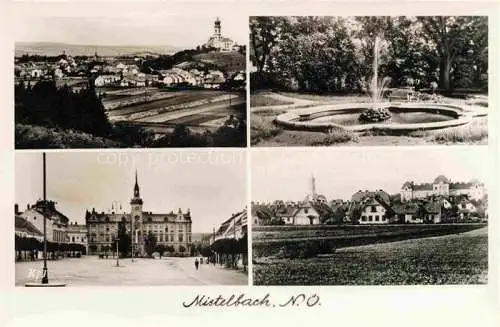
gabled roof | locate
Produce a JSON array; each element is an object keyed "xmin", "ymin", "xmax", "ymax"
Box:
[
  {"xmin": 15, "ymin": 216, "xmax": 43, "ymax": 237},
  {"xmin": 434, "ymin": 175, "xmax": 450, "ymax": 184}
]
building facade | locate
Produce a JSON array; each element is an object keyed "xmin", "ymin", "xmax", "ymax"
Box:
[
  {"xmin": 401, "ymin": 175, "xmax": 486, "ymax": 202},
  {"xmin": 85, "ymin": 172, "xmax": 192, "ymax": 256},
  {"xmin": 67, "ymin": 222, "xmax": 88, "ymax": 253},
  {"xmin": 18, "ymin": 201, "xmax": 69, "ymax": 243}
]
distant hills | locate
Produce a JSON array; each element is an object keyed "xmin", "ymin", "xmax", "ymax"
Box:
[{"xmin": 15, "ymin": 42, "xmax": 181, "ymax": 57}]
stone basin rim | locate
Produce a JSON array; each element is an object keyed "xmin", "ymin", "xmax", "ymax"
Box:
[{"xmin": 275, "ymin": 102, "xmax": 479, "ymax": 132}]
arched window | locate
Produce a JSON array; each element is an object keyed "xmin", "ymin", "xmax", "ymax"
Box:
[{"xmin": 165, "ymin": 227, "xmax": 168, "ymax": 232}]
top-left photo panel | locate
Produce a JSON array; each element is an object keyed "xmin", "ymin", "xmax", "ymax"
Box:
[{"xmin": 14, "ymin": 12, "xmax": 247, "ymax": 149}]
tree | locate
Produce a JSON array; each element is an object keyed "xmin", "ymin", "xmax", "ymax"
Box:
[
  {"xmin": 178, "ymin": 245, "xmax": 186, "ymax": 254},
  {"xmin": 114, "ymin": 221, "xmax": 131, "ymax": 257},
  {"xmin": 144, "ymin": 232, "xmax": 157, "ymax": 257},
  {"xmin": 417, "ymin": 16, "xmax": 487, "ymax": 90},
  {"xmin": 250, "ymin": 17, "xmax": 287, "ymax": 74}
]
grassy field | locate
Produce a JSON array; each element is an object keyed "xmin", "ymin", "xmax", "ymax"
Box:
[
  {"xmin": 250, "ymin": 92, "xmax": 294, "ymax": 107},
  {"xmin": 253, "ymin": 227, "xmax": 488, "ymax": 285}
]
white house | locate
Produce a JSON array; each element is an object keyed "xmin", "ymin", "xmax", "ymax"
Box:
[
  {"xmin": 292, "ymin": 202, "xmax": 320, "ymax": 225},
  {"xmin": 358, "ymin": 198, "xmax": 390, "ymax": 224},
  {"xmin": 19, "ymin": 201, "xmax": 69, "ymax": 243}
]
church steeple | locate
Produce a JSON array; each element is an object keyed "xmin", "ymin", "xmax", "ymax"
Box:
[
  {"xmin": 311, "ymin": 173, "xmax": 316, "ymax": 199},
  {"xmin": 134, "ymin": 170, "xmax": 140, "ymax": 197},
  {"xmin": 131, "ymin": 170, "xmax": 143, "ymax": 205}
]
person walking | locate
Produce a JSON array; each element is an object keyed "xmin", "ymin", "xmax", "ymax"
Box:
[{"xmin": 195, "ymin": 258, "xmax": 199, "ymax": 271}]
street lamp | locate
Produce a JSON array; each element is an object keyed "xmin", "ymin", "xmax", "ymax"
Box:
[
  {"xmin": 25, "ymin": 152, "xmax": 65, "ymax": 287},
  {"xmin": 115, "ymin": 234, "xmax": 120, "ymax": 267}
]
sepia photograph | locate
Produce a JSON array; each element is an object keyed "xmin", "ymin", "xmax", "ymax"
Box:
[
  {"xmin": 251, "ymin": 147, "xmax": 488, "ymax": 285},
  {"xmin": 14, "ymin": 14, "xmax": 247, "ymax": 149},
  {"xmin": 15, "ymin": 150, "xmax": 248, "ymax": 286},
  {"xmin": 250, "ymin": 16, "xmax": 488, "ymax": 146}
]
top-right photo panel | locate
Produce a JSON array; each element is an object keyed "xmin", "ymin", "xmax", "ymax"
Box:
[{"xmin": 249, "ymin": 16, "xmax": 488, "ymax": 147}]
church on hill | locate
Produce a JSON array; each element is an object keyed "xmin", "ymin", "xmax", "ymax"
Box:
[
  {"xmin": 85, "ymin": 172, "xmax": 192, "ymax": 256},
  {"xmin": 204, "ymin": 17, "xmax": 236, "ymax": 52}
]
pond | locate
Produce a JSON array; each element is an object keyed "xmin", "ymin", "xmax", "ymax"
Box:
[{"xmin": 310, "ymin": 109, "xmax": 455, "ymax": 126}]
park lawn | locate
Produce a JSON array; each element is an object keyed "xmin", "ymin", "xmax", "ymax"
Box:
[
  {"xmin": 253, "ymin": 229, "xmax": 488, "ymax": 285},
  {"xmin": 251, "ymin": 115, "xmax": 487, "ymax": 147},
  {"xmin": 276, "ymin": 91, "xmax": 370, "ymax": 103},
  {"xmin": 250, "ymin": 92, "xmax": 294, "ymax": 107}
]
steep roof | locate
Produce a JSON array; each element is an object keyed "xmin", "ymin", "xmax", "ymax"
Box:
[
  {"xmin": 434, "ymin": 175, "xmax": 450, "ymax": 184},
  {"xmin": 413, "ymin": 183, "xmax": 433, "ymax": 191},
  {"xmin": 15, "ymin": 216, "xmax": 43, "ymax": 237}
]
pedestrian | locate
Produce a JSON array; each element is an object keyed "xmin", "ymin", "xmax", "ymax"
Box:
[{"xmin": 195, "ymin": 258, "xmax": 199, "ymax": 271}]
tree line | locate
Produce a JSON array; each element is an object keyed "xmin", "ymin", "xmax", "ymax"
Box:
[{"xmin": 250, "ymin": 16, "xmax": 488, "ymax": 93}]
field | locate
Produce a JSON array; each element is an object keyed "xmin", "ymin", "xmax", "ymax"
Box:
[
  {"xmin": 253, "ymin": 226, "xmax": 488, "ymax": 285},
  {"xmin": 100, "ymin": 88, "xmax": 246, "ymax": 135}
]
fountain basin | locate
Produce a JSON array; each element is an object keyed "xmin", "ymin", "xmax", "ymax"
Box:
[{"xmin": 275, "ymin": 102, "xmax": 476, "ymax": 133}]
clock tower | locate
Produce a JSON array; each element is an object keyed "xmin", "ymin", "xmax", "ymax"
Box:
[{"xmin": 130, "ymin": 170, "xmax": 144, "ymax": 255}]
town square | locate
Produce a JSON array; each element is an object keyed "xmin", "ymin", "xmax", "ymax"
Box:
[{"xmin": 15, "ymin": 151, "xmax": 247, "ymax": 286}]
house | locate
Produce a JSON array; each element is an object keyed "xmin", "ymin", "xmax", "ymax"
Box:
[
  {"xmin": 456, "ymin": 197, "xmax": 477, "ymax": 220},
  {"xmin": 290, "ymin": 202, "xmax": 320, "ymax": 225},
  {"xmin": 94, "ymin": 75, "xmax": 121, "ymax": 87},
  {"xmin": 18, "ymin": 201, "xmax": 69, "ymax": 243},
  {"xmin": 393, "ymin": 202, "xmax": 421, "ymax": 223},
  {"xmin": 357, "ymin": 196, "xmax": 392, "ymax": 224},
  {"xmin": 67, "ymin": 222, "xmax": 88, "ymax": 253},
  {"xmin": 422, "ymin": 201, "xmax": 442, "ymax": 223}
]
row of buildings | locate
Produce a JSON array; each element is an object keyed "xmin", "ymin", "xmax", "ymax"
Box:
[
  {"xmin": 15, "ymin": 201, "xmax": 87, "ymax": 252},
  {"xmin": 14, "ymin": 172, "xmax": 193, "ymax": 257},
  {"xmin": 252, "ymin": 175, "xmax": 487, "ymax": 226}
]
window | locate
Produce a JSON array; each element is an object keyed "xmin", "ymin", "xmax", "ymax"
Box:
[
  {"xmin": 165, "ymin": 227, "xmax": 168, "ymax": 232},
  {"xmin": 371, "ymin": 206, "xmax": 377, "ymax": 212},
  {"xmin": 361, "ymin": 216, "xmax": 367, "ymax": 222},
  {"xmin": 72, "ymin": 236, "xmax": 75, "ymax": 242},
  {"xmin": 304, "ymin": 208, "xmax": 308, "ymax": 214},
  {"xmin": 375, "ymin": 216, "xmax": 379, "ymax": 221},
  {"xmin": 287, "ymin": 217, "xmax": 290, "ymax": 222},
  {"xmin": 178, "ymin": 234, "xmax": 183, "ymax": 242},
  {"xmin": 368, "ymin": 216, "xmax": 373, "ymax": 222},
  {"xmin": 33, "ymin": 216, "xmax": 36, "ymax": 220}
]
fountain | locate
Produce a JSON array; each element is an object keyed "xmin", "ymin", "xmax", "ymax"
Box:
[
  {"xmin": 273, "ymin": 36, "xmax": 486, "ymax": 134},
  {"xmin": 359, "ymin": 36, "xmax": 392, "ymax": 123}
]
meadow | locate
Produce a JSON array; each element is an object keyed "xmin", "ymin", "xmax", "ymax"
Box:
[{"xmin": 253, "ymin": 227, "xmax": 487, "ymax": 285}]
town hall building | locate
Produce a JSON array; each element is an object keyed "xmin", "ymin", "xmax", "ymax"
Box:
[{"xmin": 85, "ymin": 172, "xmax": 192, "ymax": 256}]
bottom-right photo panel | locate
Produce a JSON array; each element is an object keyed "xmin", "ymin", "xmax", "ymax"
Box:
[{"xmin": 251, "ymin": 147, "xmax": 489, "ymax": 285}]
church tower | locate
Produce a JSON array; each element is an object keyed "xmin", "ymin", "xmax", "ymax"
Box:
[
  {"xmin": 130, "ymin": 170, "xmax": 144, "ymax": 255},
  {"xmin": 214, "ymin": 17, "xmax": 221, "ymax": 40},
  {"xmin": 311, "ymin": 174, "xmax": 317, "ymax": 200}
]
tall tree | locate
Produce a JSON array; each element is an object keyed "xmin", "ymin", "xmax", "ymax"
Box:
[
  {"xmin": 144, "ymin": 232, "xmax": 157, "ymax": 257},
  {"xmin": 417, "ymin": 16, "xmax": 486, "ymax": 90}
]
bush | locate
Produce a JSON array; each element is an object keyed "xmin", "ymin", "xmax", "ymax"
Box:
[
  {"xmin": 250, "ymin": 116, "xmax": 282, "ymax": 145},
  {"xmin": 359, "ymin": 107, "xmax": 392, "ymax": 123},
  {"xmin": 310, "ymin": 129, "xmax": 359, "ymax": 146}
]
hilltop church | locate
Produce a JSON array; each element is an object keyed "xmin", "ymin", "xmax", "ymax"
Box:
[
  {"xmin": 204, "ymin": 17, "xmax": 236, "ymax": 52},
  {"xmin": 85, "ymin": 172, "xmax": 192, "ymax": 256}
]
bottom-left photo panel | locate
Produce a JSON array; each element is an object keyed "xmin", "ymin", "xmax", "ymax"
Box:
[{"xmin": 15, "ymin": 150, "xmax": 248, "ymax": 286}]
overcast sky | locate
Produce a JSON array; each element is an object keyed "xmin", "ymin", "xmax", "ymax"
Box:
[
  {"xmin": 16, "ymin": 151, "xmax": 246, "ymax": 233},
  {"xmin": 13, "ymin": 10, "xmax": 247, "ymax": 48},
  {"xmin": 252, "ymin": 147, "xmax": 490, "ymax": 203}
]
